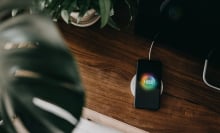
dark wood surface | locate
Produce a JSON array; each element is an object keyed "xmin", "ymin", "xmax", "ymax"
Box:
[{"xmin": 58, "ymin": 22, "xmax": 220, "ymax": 133}]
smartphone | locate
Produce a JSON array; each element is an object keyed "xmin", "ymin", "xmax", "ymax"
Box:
[{"xmin": 134, "ymin": 59, "xmax": 162, "ymax": 110}]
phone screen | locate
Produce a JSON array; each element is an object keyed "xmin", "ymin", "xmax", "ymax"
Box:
[{"xmin": 134, "ymin": 59, "xmax": 162, "ymax": 110}]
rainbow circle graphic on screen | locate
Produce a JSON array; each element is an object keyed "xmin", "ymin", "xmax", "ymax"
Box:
[{"xmin": 140, "ymin": 73, "xmax": 158, "ymax": 91}]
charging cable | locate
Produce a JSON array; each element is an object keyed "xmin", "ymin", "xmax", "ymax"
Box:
[
  {"xmin": 148, "ymin": 40, "xmax": 155, "ymax": 60},
  {"xmin": 202, "ymin": 49, "xmax": 220, "ymax": 91},
  {"xmin": 148, "ymin": 33, "xmax": 220, "ymax": 91},
  {"xmin": 148, "ymin": 32, "xmax": 160, "ymax": 60}
]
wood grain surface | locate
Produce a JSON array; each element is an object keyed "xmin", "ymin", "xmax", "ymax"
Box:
[{"xmin": 57, "ymin": 22, "xmax": 220, "ymax": 133}]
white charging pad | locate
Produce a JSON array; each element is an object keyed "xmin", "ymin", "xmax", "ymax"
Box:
[{"xmin": 130, "ymin": 74, "xmax": 163, "ymax": 96}]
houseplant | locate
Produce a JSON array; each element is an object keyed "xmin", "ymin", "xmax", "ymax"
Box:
[
  {"xmin": 14, "ymin": 0, "xmax": 137, "ymax": 29},
  {"xmin": 0, "ymin": 0, "xmax": 84, "ymax": 132}
]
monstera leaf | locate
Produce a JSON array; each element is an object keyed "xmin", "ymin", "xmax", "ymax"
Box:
[{"xmin": 0, "ymin": 10, "xmax": 84, "ymax": 133}]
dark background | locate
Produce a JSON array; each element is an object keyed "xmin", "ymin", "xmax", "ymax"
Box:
[{"xmin": 135, "ymin": 0, "xmax": 220, "ymax": 59}]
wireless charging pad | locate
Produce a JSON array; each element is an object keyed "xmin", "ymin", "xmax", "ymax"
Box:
[{"xmin": 130, "ymin": 74, "xmax": 163, "ymax": 96}]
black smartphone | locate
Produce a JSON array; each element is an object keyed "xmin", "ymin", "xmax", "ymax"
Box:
[{"xmin": 134, "ymin": 59, "xmax": 162, "ymax": 110}]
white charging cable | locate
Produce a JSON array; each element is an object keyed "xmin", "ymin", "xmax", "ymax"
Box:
[
  {"xmin": 148, "ymin": 33, "xmax": 160, "ymax": 60},
  {"xmin": 148, "ymin": 40, "xmax": 155, "ymax": 60},
  {"xmin": 149, "ymin": 35, "xmax": 220, "ymax": 92},
  {"xmin": 202, "ymin": 59, "xmax": 220, "ymax": 91}
]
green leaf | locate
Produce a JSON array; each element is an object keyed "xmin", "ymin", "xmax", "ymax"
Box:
[
  {"xmin": 0, "ymin": 13, "xmax": 84, "ymax": 133},
  {"xmin": 108, "ymin": 17, "xmax": 120, "ymax": 30},
  {"xmin": 99, "ymin": 0, "xmax": 111, "ymax": 28},
  {"xmin": 67, "ymin": 0, "xmax": 79, "ymax": 12},
  {"xmin": 61, "ymin": 9, "xmax": 69, "ymax": 24},
  {"xmin": 43, "ymin": 0, "xmax": 61, "ymax": 17},
  {"xmin": 78, "ymin": 0, "xmax": 90, "ymax": 17},
  {"xmin": 61, "ymin": 0, "xmax": 73, "ymax": 8},
  {"xmin": 90, "ymin": 0, "xmax": 100, "ymax": 13}
]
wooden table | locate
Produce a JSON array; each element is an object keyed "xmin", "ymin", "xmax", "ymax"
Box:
[{"xmin": 58, "ymin": 22, "xmax": 220, "ymax": 133}]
